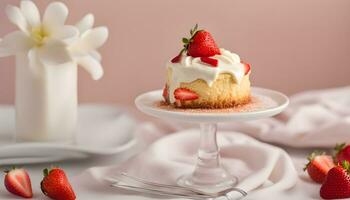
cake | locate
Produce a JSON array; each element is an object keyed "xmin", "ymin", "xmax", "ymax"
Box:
[{"xmin": 162, "ymin": 24, "xmax": 251, "ymax": 108}]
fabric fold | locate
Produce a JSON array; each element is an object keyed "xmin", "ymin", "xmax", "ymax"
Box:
[{"xmin": 72, "ymin": 129, "xmax": 297, "ymax": 199}]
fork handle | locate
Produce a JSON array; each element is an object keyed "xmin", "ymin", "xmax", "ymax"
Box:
[
  {"xmin": 120, "ymin": 172, "xmax": 209, "ymax": 195},
  {"xmin": 111, "ymin": 183, "xmax": 215, "ymax": 200}
]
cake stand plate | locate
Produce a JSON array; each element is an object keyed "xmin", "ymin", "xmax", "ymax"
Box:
[
  {"xmin": 135, "ymin": 87, "xmax": 289, "ymax": 193},
  {"xmin": 135, "ymin": 87, "xmax": 289, "ymax": 123}
]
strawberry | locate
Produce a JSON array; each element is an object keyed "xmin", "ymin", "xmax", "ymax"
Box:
[
  {"xmin": 4, "ymin": 167, "xmax": 33, "ymax": 198},
  {"xmin": 334, "ymin": 143, "xmax": 350, "ymax": 164},
  {"xmin": 162, "ymin": 85, "xmax": 169, "ymax": 101},
  {"xmin": 172, "ymin": 24, "xmax": 220, "ymax": 61},
  {"xmin": 304, "ymin": 151, "xmax": 335, "ymax": 184},
  {"xmin": 200, "ymin": 57, "xmax": 218, "ymax": 67},
  {"xmin": 320, "ymin": 161, "xmax": 350, "ymax": 199},
  {"xmin": 41, "ymin": 168, "xmax": 76, "ymax": 200},
  {"xmin": 174, "ymin": 88, "xmax": 199, "ymax": 101},
  {"xmin": 187, "ymin": 30, "xmax": 220, "ymax": 57},
  {"xmin": 171, "ymin": 54, "xmax": 181, "ymax": 63},
  {"xmin": 241, "ymin": 61, "xmax": 251, "ymax": 75}
]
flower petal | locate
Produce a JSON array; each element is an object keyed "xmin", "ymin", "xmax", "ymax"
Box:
[
  {"xmin": 20, "ymin": 0, "xmax": 40, "ymax": 28},
  {"xmin": 90, "ymin": 50, "xmax": 102, "ymax": 61},
  {"xmin": 69, "ymin": 26, "xmax": 108, "ymax": 56},
  {"xmin": 76, "ymin": 55, "xmax": 103, "ymax": 80},
  {"xmin": 43, "ymin": 2, "xmax": 68, "ymax": 31},
  {"xmin": 82, "ymin": 27, "xmax": 109, "ymax": 49},
  {"xmin": 0, "ymin": 31, "xmax": 33, "ymax": 56},
  {"xmin": 50, "ymin": 25, "xmax": 79, "ymax": 44},
  {"xmin": 75, "ymin": 13, "xmax": 94, "ymax": 34},
  {"xmin": 37, "ymin": 39, "xmax": 72, "ymax": 66},
  {"xmin": 5, "ymin": 5, "xmax": 29, "ymax": 33}
]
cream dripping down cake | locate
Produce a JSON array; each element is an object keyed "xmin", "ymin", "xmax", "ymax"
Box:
[{"xmin": 162, "ymin": 25, "xmax": 252, "ymax": 108}]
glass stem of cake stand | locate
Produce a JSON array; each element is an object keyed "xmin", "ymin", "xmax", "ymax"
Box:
[
  {"xmin": 197, "ymin": 123, "xmax": 221, "ymax": 172},
  {"xmin": 178, "ymin": 123, "xmax": 235, "ymax": 189}
]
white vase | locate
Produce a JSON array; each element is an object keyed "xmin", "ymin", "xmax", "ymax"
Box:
[{"xmin": 15, "ymin": 53, "xmax": 77, "ymax": 143}]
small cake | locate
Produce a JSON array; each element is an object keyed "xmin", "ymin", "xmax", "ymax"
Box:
[{"xmin": 163, "ymin": 25, "xmax": 252, "ymax": 108}]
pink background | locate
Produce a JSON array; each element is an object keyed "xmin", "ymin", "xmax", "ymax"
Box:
[{"xmin": 0, "ymin": 0, "xmax": 349, "ymax": 106}]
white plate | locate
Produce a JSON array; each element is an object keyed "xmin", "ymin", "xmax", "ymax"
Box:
[
  {"xmin": 0, "ymin": 104, "xmax": 136, "ymax": 165},
  {"xmin": 135, "ymin": 87, "xmax": 289, "ymax": 123}
]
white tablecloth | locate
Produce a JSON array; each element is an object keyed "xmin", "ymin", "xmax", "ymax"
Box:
[
  {"xmin": 0, "ymin": 120, "xmax": 324, "ymax": 200},
  {"xmin": 2, "ymin": 85, "xmax": 350, "ymax": 200},
  {"xmin": 0, "ymin": 143, "xmax": 322, "ymax": 200}
]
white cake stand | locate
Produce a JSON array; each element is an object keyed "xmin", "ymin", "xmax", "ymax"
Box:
[{"xmin": 135, "ymin": 87, "xmax": 289, "ymax": 193}]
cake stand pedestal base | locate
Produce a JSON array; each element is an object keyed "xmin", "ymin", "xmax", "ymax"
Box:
[{"xmin": 177, "ymin": 123, "xmax": 237, "ymax": 193}]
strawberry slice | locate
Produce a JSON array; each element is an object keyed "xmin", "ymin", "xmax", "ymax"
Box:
[
  {"xmin": 171, "ymin": 54, "xmax": 181, "ymax": 63},
  {"xmin": 304, "ymin": 151, "xmax": 335, "ymax": 184},
  {"xmin": 241, "ymin": 61, "xmax": 251, "ymax": 75},
  {"xmin": 200, "ymin": 57, "xmax": 218, "ymax": 67},
  {"xmin": 4, "ymin": 168, "xmax": 33, "ymax": 198},
  {"xmin": 162, "ymin": 85, "xmax": 169, "ymax": 101},
  {"xmin": 174, "ymin": 88, "xmax": 199, "ymax": 101}
]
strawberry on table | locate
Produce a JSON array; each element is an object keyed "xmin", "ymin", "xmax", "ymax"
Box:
[
  {"xmin": 174, "ymin": 88, "xmax": 199, "ymax": 101},
  {"xmin": 334, "ymin": 143, "xmax": 350, "ymax": 164},
  {"xmin": 320, "ymin": 161, "xmax": 350, "ymax": 199},
  {"xmin": 41, "ymin": 167, "xmax": 76, "ymax": 200},
  {"xmin": 4, "ymin": 167, "xmax": 33, "ymax": 198},
  {"xmin": 304, "ymin": 151, "xmax": 335, "ymax": 184}
]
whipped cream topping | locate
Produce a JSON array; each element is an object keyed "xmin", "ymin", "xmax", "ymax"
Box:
[{"xmin": 166, "ymin": 48, "xmax": 246, "ymax": 103}]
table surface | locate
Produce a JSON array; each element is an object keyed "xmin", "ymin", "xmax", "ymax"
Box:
[
  {"xmin": 0, "ymin": 107, "xmax": 326, "ymax": 200},
  {"xmin": 0, "ymin": 144, "xmax": 323, "ymax": 200}
]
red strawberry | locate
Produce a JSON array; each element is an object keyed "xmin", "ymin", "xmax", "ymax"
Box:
[
  {"xmin": 174, "ymin": 88, "xmax": 199, "ymax": 101},
  {"xmin": 41, "ymin": 168, "xmax": 76, "ymax": 200},
  {"xmin": 335, "ymin": 143, "xmax": 350, "ymax": 164},
  {"xmin": 162, "ymin": 85, "xmax": 169, "ymax": 101},
  {"xmin": 4, "ymin": 167, "xmax": 33, "ymax": 198},
  {"xmin": 200, "ymin": 57, "xmax": 218, "ymax": 67},
  {"xmin": 241, "ymin": 61, "xmax": 251, "ymax": 75},
  {"xmin": 304, "ymin": 151, "xmax": 335, "ymax": 184},
  {"xmin": 320, "ymin": 161, "xmax": 350, "ymax": 199},
  {"xmin": 173, "ymin": 24, "xmax": 220, "ymax": 60},
  {"xmin": 187, "ymin": 31, "xmax": 220, "ymax": 57},
  {"xmin": 171, "ymin": 54, "xmax": 181, "ymax": 63}
]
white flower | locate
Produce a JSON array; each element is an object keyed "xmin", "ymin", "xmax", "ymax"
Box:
[
  {"xmin": 0, "ymin": 0, "xmax": 108, "ymax": 80},
  {"xmin": 70, "ymin": 14, "xmax": 109, "ymax": 80}
]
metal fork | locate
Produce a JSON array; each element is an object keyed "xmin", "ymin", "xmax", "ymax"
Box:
[
  {"xmin": 108, "ymin": 172, "xmax": 247, "ymax": 199},
  {"xmin": 111, "ymin": 181, "xmax": 215, "ymax": 200}
]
